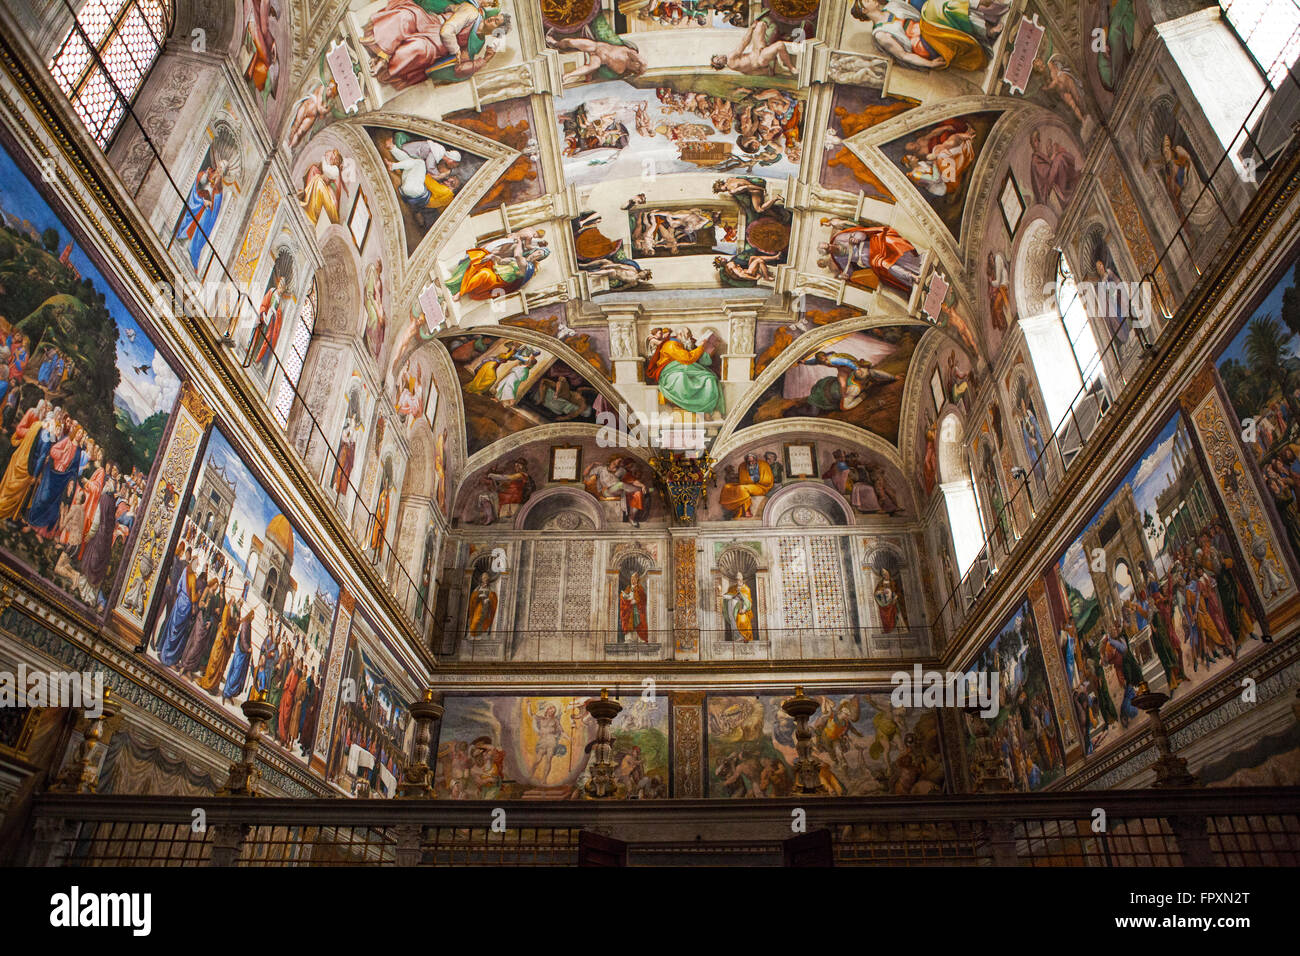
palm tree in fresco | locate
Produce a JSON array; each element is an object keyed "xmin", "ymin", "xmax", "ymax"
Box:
[{"xmin": 1244, "ymin": 314, "xmax": 1300, "ymax": 428}]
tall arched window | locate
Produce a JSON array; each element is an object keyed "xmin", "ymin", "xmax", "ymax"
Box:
[
  {"xmin": 274, "ymin": 277, "xmax": 317, "ymax": 427},
  {"xmin": 937, "ymin": 413, "xmax": 984, "ymax": 575},
  {"xmin": 47, "ymin": 0, "xmax": 174, "ymax": 148},
  {"xmin": 1021, "ymin": 253, "xmax": 1105, "ymax": 432}
]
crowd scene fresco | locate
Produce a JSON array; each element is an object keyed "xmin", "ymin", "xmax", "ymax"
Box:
[
  {"xmin": 0, "ymin": 140, "xmax": 177, "ymax": 613},
  {"xmin": 326, "ymin": 626, "xmax": 411, "ymax": 798},
  {"xmin": 963, "ymin": 601, "xmax": 1065, "ymax": 792},
  {"xmin": 707, "ymin": 694, "xmax": 946, "ymax": 796},
  {"xmin": 1055, "ymin": 414, "xmax": 1268, "ymax": 757},
  {"xmin": 146, "ymin": 429, "xmax": 340, "ymax": 763}
]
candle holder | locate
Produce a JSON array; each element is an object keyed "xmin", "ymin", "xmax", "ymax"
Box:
[
  {"xmin": 219, "ymin": 698, "xmax": 277, "ymax": 796},
  {"xmin": 781, "ymin": 687, "xmax": 826, "ymax": 795},
  {"xmin": 583, "ymin": 689, "xmax": 623, "ymax": 799},
  {"xmin": 397, "ymin": 689, "xmax": 445, "ymax": 798},
  {"xmin": 1132, "ymin": 685, "xmax": 1199, "ymax": 788}
]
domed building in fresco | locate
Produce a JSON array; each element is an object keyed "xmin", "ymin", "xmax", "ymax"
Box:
[{"xmin": 250, "ymin": 513, "xmax": 297, "ymax": 615}]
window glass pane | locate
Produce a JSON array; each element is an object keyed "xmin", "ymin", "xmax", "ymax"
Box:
[
  {"xmin": 77, "ymin": 0, "xmax": 122, "ymax": 47},
  {"xmin": 1057, "ymin": 257, "xmax": 1103, "ymax": 386},
  {"xmin": 48, "ymin": 1, "xmax": 170, "ymax": 147},
  {"xmin": 50, "ymin": 33, "xmax": 93, "ymax": 94},
  {"xmin": 1221, "ymin": 0, "xmax": 1300, "ymax": 87}
]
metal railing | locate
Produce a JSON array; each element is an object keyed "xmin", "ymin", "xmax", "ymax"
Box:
[
  {"xmin": 43, "ymin": 0, "xmax": 438, "ymax": 637},
  {"xmin": 932, "ymin": 32, "xmax": 1300, "ymax": 643},
  {"xmin": 21, "ymin": 788, "xmax": 1300, "ymax": 867},
  {"xmin": 441, "ymin": 625, "xmax": 932, "ymax": 663}
]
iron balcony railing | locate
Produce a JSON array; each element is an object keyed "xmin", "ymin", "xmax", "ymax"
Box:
[{"xmin": 19, "ymin": 787, "xmax": 1300, "ymax": 867}]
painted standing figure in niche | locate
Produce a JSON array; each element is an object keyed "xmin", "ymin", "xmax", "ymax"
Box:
[
  {"xmin": 360, "ymin": 0, "xmax": 511, "ymax": 89},
  {"xmin": 252, "ymin": 274, "xmax": 288, "ymax": 375},
  {"xmin": 370, "ymin": 461, "xmax": 394, "ymax": 556},
  {"xmin": 175, "ymin": 141, "xmax": 238, "ymax": 271},
  {"xmin": 619, "ymin": 570, "xmax": 649, "ymax": 642},
  {"xmin": 874, "ymin": 568, "xmax": 908, "ymax": 632},
  {"xmin": 718, "ymin": 571, "xmax": 755, "ymax": 642},
  {"xmin": 467, "ymin": 569, "xmax": 497, "ymax": 634},
  {"xmin": 986, "ymin": 250, "xmax": 1012, "ymax": 332},
  {"xmin": 364, "ymin": 260, "xmax": 386, "ymax": 361}
]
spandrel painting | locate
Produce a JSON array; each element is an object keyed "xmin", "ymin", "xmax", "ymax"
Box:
[
  {"xmin": 737, "ymin": 326, "xmax": 919, "ymax": 443},
  {"xmin": 446, "ymin": 333, "xmax": 601, "ymax": 455},
  {"xmin": 880, "ymin": 111, "xmax": 1001, "ymax": 240},
  {"xmin": 146, "ymin": 428, "xmax": 340, "ymax": 765},
  {"xmin": 435, "ymin": 694, "xmax": 669, "ymax": 799},
  {"xmin": 0, "ymin": 139, "xmax": 179, "ymax": 614},
  {"xmin": 706, "ymin": 693, "xmax": 946, "ymax": 796}
]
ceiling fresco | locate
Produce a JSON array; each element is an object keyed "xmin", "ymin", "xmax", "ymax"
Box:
[{"xmin": 246, "ymin": 0, "xmax": 1099, "ymax": 490}]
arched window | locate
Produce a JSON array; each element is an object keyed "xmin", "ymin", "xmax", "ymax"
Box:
[
  {"xmin": 48, "ymin": 0, "xmax": 174, "ymax": 148},
  {"xmin": 1021, "ymin": 253, "xmax": 1105, "ymax": 432},
  {"xmin": 937, "ymin": 413, "xmax": 984, "ymax": 575},
  {"xmin": 274, "ymin": 277, "xmax": 316, "ymax": 427},
  {"xmin": 1220, "ymin": 0, "xmax": 1300, "ymax": 88}
]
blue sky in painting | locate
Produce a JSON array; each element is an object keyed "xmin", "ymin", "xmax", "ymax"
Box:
[
  {"xmin": 1216, "ymin": 262, "xmax": 1298, "ymax": 369},
  {"xmin": 201, "ymin": 428, "xmax": 340, "ymax": 613},
  {"xmin": 1059, "ymin": 413, "xmax": 1186, "ymax": 600},
  {"xmin": 0, "ymin": 140, "xmax": 178, "ymax": 424}
]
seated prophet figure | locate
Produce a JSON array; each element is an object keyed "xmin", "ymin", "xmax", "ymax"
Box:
[
  {"xmin": 719, "ymin": 453, "xmax": 774, "ymax": 519},
  {"xmin": 645, "ymin": 328, "xmax": 724, "ymax": 416},
  {"xmin": 361, "ymin": 0, "xmax": 509, "ymax": 89},
  {"xmin": 817, "ymin": 218, "xmax": 923, "ymax": 295}
]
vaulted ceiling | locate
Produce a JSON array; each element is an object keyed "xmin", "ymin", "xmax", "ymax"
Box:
[{"xmin": 261, "ymin": 0, "xmax": 1094, "ymax": 512}]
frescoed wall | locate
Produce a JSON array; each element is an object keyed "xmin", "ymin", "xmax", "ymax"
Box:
[
  {"xmin": 1215, "ymin": 255, "xmax": 1300, "ymax": 565},
  {"xmin": 146, "ymin": 428, "xmax": 341, "ymax": 766},
  {"xmin": 435, "ymin": 693, "xmax": 669, "ymax": 799},
  {"xmin": 0, "ymin": 138, "xmax": 179, "ymax": 616},
  {"xmin": 962, "ymin": 598, "xmax": 1065, "ymax": 792},
  {"xmin": 1049, "ymin": 412, "xmax": 1269, "ymax": 759},
  {"xmin": 706, "ymin": 693, "xmax": 946, "ymax": 796},
  {"xmin": 738, "ymin": 327, "xmax": 920, "ymax": 443},
  {"xmin": 325, "ymin": 613, "xmax": 411, "ymax": 797}
]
